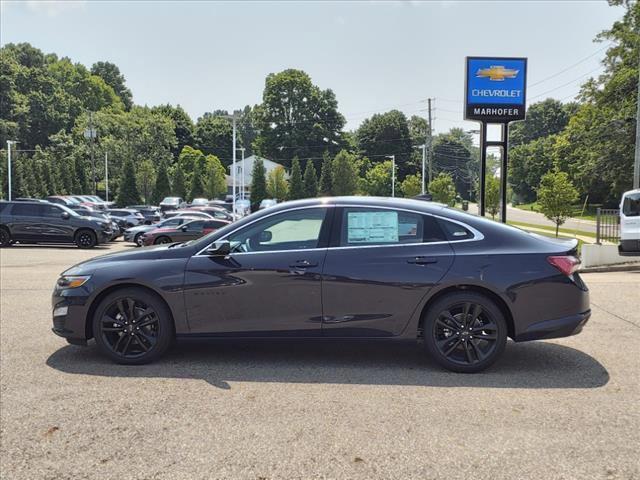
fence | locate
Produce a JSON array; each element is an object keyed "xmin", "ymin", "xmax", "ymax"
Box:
[{"xmin": 596, "ymin": 208, "xmax": 620, "ymax": 244}]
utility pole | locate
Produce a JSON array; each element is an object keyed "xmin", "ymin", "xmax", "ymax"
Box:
[
  {"xmin": 427, "ymin": 98, "xmax": 434, "ymax": 185},
  {"xmin": 232, "ymin": 115, "xmax": 237, "ymax": 215},
  {"xmin": 104, "ymin": 152, "xmax": 109, "ymax": 202},
  {"xmin": 414, "ymin": 145, "xmax": 426, "ymax": 194},
  {"xmin": 239, "ymin": 147, "xmax": 246, "ymax": 200},
  {"xmin": 89, "ymin": 112, "xmax": 96, "ymax": 195},
  {"xmin": 386, "ymin": 155, "xmax": 396, "ymax": 197},
  {"xmin": 6, "ymin": 140, "xmax": 16, "ymax": 201},
  {"xmin": 634, "ymin": 61, "xmax": 640, "ymax": 189}
]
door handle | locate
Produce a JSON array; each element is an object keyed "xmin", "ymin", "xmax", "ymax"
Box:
[
  {"xmin": 407, "ymin": 256, "xmax": 438, "ymax": 265},
  {"xmin": 289, "ymin": 260, "xmax": 318, "ymax": 268}
]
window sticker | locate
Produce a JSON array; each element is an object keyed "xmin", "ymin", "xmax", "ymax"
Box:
[{"xmin": 347, "ymin": 211, "xmax": 399, "ymax": 243}]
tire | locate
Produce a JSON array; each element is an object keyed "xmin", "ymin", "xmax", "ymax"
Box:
[
  {"xmin": 92, "ymin": 287, "xmax": 174, "ymax": 365},
  {"xmin": 134, "ymin": 233, "xmax": 144, "ymax": 247},
  {"xmin": 423, "ymin": 291, "xmax": 507, "ymax": 373},
  {"xmin": 0, "ymin": 227, "xmax": 11, "ymax": 247},
  {"xmin": 75, "ymin": 229, "xmax": 97, "ymax": 249},
  {"xmin": 154, "ymin": 236, "xmax": 171, "ymax": 245}
]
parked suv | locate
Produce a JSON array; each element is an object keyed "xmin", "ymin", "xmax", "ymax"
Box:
[
  {"xmin": 159, "ymin": 196, "xmax": 186, "ymax": 213},
  {"xmin": 0, "ymin": 201, "xmax": 113, "ymax": 248}
]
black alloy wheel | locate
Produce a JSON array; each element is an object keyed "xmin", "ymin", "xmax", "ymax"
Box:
[
  {"xmin": 92, "ymin": 288, "xmax": 173, "ymax": 364},
  {"xmin": 423, "ymin": 292, "xmax": 507, "ymax": 373},
  {"xmin": 75, "ymin": 230, "xmax": 97, "ymax": 248},
  {"xmin": 0, "ymin": 228, "xmax": 11, "ymax": 247},
  {"xmin": 154, "ymin": 236, "xmax": 171, "ymax": 245}
]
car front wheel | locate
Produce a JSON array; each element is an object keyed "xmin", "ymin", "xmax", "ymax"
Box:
[
  {"xmin": 134, "ymin": 233, "xmax": 144, "ymax": 247},
  {"xmin": 423, "ymin": 292, "xmax": 507, "ymax": 373},
  {"xmin": 92, "ymin": 288, "xmax": 174, "ymax": 364},
  {"xmin": 154, "ymin": 236, "xmax": 171, "ymax": 245}
]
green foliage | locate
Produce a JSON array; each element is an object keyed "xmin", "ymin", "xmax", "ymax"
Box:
[
  {"xmin": 401, "ymin": 174, "xmax": 422, "ymax": 198},
  {"xmin": 303, "ymin": 161, "xmax": 318, "ymax": 198},
  {"xmin": 537, "ymin": 170, "xmax": 579, "ymax": 236},
  {"xmin": 136, "ymin": 159, "xmax": 156, "ymax": 204},
  {"xmin": 116, "ymin": 158, "xmax": 140, "ymax": 207},
  {"xmin": 172, "ymin": 164, "xmax": 186, "ymax": 198},
  {"xmin": 205, "ymin": 155, "xmax": 227, "ymax": 200},
  {"xmin": 485, "ymin": 176, "xmax": 501, "ymax": 219},
  {"xmin": 356, "ymin": 110, "xmax": 413, "ymax": 178},
  {"xmin": 509, "ymin": 136, "xmax": 556, "ymax": 203},
  {"xmin": 152, "ymin": 161, "xmax": 171, "ymax": 204},
  {"xmin": 288, "ymin": 157, "xmax": 305, "ymax": 200},
  {"xmin": 331, "ymin": 150, "xmax": 358, "ymax": 196},
  {"xmin": 433, "ymin": 128, "xmax": 476, "ymax": 200},
  {"xmin": 509, "ymin": 99, "xmax": 572, "ymax": 147},
  {"xmin": 152, "ymin": 104, "xmax": 194, "ymax": 157},
  {"xmin": 250, "ymin": 158, "xmax": 267, "ymax": 208},
  {"xmin": 266, "ymin": 166, "xmax": 288, "ymax": 201},
  {"xmin": 194, "ymin": 113, "xmax": 233, "ymax": 165},
  {"xmin": 189, "ymin": 157, "xmax": 206, "ymax": 201},
  {"xmin": 428, "ymin": 172, "xmax": 457, "ymax": 206},
  {"xmin": 363, "ymin": 160, "xmax": 392, "ymax": 197},
  {"xmin": 319, "ymin": 151, "xmax": 332, "ymax": 195},
  {"xmin": 253, "ymin": 69, "xmax": 345, "ymax": 167},
  {"xmin": 91, "ymin": 61, "xmax": 133, "ymax": 110}
]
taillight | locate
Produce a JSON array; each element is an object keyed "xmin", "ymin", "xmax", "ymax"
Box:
[{"xmin": 547, "ymin": 255, "xmax": 580, "ymax": 276}]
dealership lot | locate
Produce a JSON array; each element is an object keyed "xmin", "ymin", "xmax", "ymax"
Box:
[{"xmin": 1, "ymin": 243, "xmax": 639, "ymax": 480}]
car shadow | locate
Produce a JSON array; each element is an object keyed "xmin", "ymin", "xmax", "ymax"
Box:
[
  {"xmin": 10, "ymin": 244, "xmax": 112, "ymax": 250},
  {"xmin": 46, "ymin": 339, "xmax": 609, "ymax": 390}
]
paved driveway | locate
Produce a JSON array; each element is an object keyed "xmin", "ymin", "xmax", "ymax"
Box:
[{"xmin": 1, "ymin": 243, "xmax": 638, "ymax": 480}]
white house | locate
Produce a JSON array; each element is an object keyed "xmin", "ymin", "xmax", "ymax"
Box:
[{"xmin": 227, "ymin": 155, "xmax": 287, "ymax": 194}]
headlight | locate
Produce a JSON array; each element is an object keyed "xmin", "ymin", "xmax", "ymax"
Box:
[{"xmin": 57, "ymin": 275, "xmax": 91, "ymax": 289}]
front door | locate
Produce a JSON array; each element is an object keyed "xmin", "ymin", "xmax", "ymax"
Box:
[
  {"xmin": 321, "ymin": 206, "xmax": 454, "ymax": 337},
  {"xmin": 184, "ymin": 207, "xmax": 332, "ymax": 336}
]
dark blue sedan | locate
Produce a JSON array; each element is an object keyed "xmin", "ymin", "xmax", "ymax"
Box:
[{"xmin": 51, "ymin": 197, "xmax": 589, "ymax": 372}]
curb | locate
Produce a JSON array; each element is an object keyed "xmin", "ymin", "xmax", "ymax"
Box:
[{"xmin": 580, "ymin": 263, "xmax": 640, "ymax": 274}]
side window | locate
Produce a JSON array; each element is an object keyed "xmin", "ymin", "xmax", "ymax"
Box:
[
  {"xmin": 185, "ymin": 221, "xmax": 205, "ymax": 231},
  {"xmin": 439, "ymin": 219, "xmax": 474, "ymax": 240},
  {"xmin": 42, "ymin": 205, "xmax": 62, "ymax": 217},
  {"xmin": 227, "ymin": 208, "xmax": 327, "ymax": 253},
  {"xmin": 11, "ymin": 203, "xmax": 42, "ymax": 217},
  {"xmin": 340, "ymin": 208, "xmax": 428, "ymax": 246}
]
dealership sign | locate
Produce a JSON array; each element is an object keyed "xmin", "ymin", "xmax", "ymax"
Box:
[{"xmin": 464, "ymin": 57, "xmax": 527, "ymax": 122}]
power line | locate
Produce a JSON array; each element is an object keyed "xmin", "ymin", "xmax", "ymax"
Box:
[
  {"xmin": 528, "ymin": 66, "xmax": 603, "ymax": 101},
  {"xmin": 528, "ymin": 43, "xmax": 610, "ymax": 88}
]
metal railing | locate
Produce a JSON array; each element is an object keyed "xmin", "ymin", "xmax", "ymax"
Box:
[{"xmin": 596, "ymin": 208, "xmax": 620, "ymax": 244}]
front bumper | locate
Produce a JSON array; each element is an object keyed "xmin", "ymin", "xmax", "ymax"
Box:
[
  {"xmin": 52, "ymin": 287, "xmax": 92, "ymax": 344},
  {"xmin": 514, "ymin": 310, "xmax": 591, "ymax": 342},
  {"xmin": 98, "ymin": 230, "xmax": 113, "ymax": 244}
]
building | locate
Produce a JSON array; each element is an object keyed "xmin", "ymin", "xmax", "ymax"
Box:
[{"xmin": 227, "ymin": 155, "xmax": 287, "ymax": 195}]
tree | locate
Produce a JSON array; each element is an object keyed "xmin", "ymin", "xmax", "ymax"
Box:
[
  {"xmin": 319, "ymin": 151, "xmax": 332, "ymax": 195},
  {"xmin": 136, "ymin": 158, "xmax": 156, "ymax": 204},
  {"xmin": 266, "ymin": 166, "xmax": 288, "ymax": 201},
  {"xmin": 485, "ymin": 176, "xmax": 501, "ymax": 220},
  {"xmin": 172, "ymin": 165, "xmax": 186, "ymax": 198},
  {"xmin": 401, "ymin": 174, "xmax": 422, "ymax": 198},
  {"xmin": 331, "ymin": 150, "xmax": 358, "ymax": 195},
  {"xmin": 189, "ymin": 157, "xmax": 206, "ymax": 200},
  {"xmin": 152, "ymin": 104, "xmax": 194, "ymax": 157},
  {"xmin": 537, "ymin": 170, "xmax": 579, "ymax": 237},
  {"xmin": 303, "ymin": 160, "xmax": 318, "ymax": 198},
  {"xmin": 363, "ymin": 160, "xmax": 392, "ymax": 197},
  {"xmin": 194, "ymin": 113, "xmax": 234, "ymax": 165},
  {"xmin": 288, "ymin": 157, "xmax": 305, "ymax": 200},
  {"xmin": 428, "ymin": 172, "xmax": 457, "ymax": 206},
  {"xmin": 116, "ymin": 158, "xmax": 140, "ymax": 207},
  {"xmin": 253, "ymin": 69, "xmax": 345, "ymax": 167},
  {"xmin": 91, "ymin": 61, "xmax": 133, "ymax": 110},
  {"xmin": 250, "ymin": 157, "xmax": 267, "ymax": 208},
  {"xmin": 204, "ymin": 154, "xmax": 227, "ymax": 200},
  {"xmin": 509, "ymin": 99, "xmax": 571, "ymax": 147},
  {"xmin": 433, "ymin": 129, "xmax": 475, "ymax": 200},
  {"xmin": 356, "ymin": 110, "xmax": 413, "ymax": 178},
  {"xmin": 509, "ymin": 136, "xmax": 556, "ymax": 203},
  {"xmin": 152, "ymin": 161, "xmax": 171, "ymax": 204}
]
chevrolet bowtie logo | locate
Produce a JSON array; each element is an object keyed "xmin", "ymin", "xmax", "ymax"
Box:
[{"xmin": 476, "ymin": 65, "xmax": 519, "ymax": 81}]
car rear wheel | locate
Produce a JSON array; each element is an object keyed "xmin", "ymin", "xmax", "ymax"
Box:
[
  {"xmin": 423, "ymin": 292, "xmax": 507, "ymax": 373},
  {"xmin": 0, "ymin": 228, "xmax": 11, "ymax": 247},
  {"xmin": 75, "ymin": 229, "xmax": 97, "ymax": 249},
  {"xmin": 92, "ymin": 288, "xmax": 174, "ymax": 364},
  {"xmin": 134, "ymin": 233, "xmax": 144, "ymax": 247},
  {"xmin": 154, "ymin": 236, "xmax": 171, "ymax": 245}
]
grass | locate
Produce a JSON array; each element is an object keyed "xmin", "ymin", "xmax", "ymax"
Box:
[
  {"xmin": 514, "ymin": 202, "xmax": 599, "ymax": 222},
  {"xmin": 507, "ymin": 220, "xmax": 597, "ymax": 240}
]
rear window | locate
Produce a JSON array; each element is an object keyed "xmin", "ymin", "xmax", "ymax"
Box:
[
  {"xmin": 438, "ymin": 219, "xmax": 474, "ymax": 240},
  {"xmin": 622, "ymin": 193, "xmax": 640, "ymax": 217}
]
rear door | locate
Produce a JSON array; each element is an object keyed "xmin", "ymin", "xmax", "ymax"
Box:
[
  {"xmin": 321, "ymin": 206, "xmax": 454, "ymax": 337},
  {"xmin": 8, "ymin": 203, "xmax": 43, "ymax": 240},
  {"xmin": 39, "ymin": 204, "xmax": 75, "ymax": 241}
]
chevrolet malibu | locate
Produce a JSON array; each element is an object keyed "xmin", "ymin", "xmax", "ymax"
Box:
[{"xmin": 52, "ymin": 197, "xmax": 590, "ymax": 373}]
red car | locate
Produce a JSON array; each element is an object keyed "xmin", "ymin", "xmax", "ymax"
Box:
[{"xmin": 141, "ymin": 219, "xmax": 229, "ymax": 246}]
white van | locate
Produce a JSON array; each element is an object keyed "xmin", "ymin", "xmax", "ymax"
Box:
[{"xmin": 619, "ymin": 188, "xmax": 640, "ymax": 256}]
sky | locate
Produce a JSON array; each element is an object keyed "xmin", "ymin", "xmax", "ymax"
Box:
[{"xmin": 0, "ymin": 0, "xmax": 625, "ymax": 135}]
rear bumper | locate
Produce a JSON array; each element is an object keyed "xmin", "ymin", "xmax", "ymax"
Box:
[
  {"xmin": 619, "ymin": 240, "xmax": 640, "ymax": 256},
  {"xmin": 514, "ymin": 310, "xmax": 591, "ymax": 342}
]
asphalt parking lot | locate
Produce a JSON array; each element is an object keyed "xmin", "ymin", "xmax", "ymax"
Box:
[{"xmin": 1, "ymin": 242, "xmax": 639, "ymax": 480}]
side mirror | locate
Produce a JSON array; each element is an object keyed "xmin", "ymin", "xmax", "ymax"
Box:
[
  {"xmin": 61, "ymin": 212, "xmax": 70, "ymax": 220},
  {"xmin": 181, "ymin": 225, "xmax": 188, "ymax": 232},
  {"xmin": 259, "ymin": 230, "xmax": 272, "ymax": 243},
  {"xmin": 205, "ymin": 240, "xmax": 231, "ymax": 256}
]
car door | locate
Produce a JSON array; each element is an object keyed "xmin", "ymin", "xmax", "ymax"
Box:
[
  {"xmin": 8, "ymin": 203, "xmax": 43, "ymax": 240},
  {"xmin": 321, "ymin": 206, "xmax": 454, "ymax": 337},
  {"xmin": 177, "ymin": 220, "xmax": 205, "ymax": 242},
  {"xmin": 183, "ymin": 206, "xmax": 332, "ymax": 336},
  {"xmin": 39, "ymin": 204, "xmax": 75, "ymax": 241}
]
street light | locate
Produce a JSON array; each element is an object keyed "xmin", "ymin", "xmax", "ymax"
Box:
[
  {"xmin": 385, "ymin": 155, "xmax": 396, "ymax": 197},
  {"xmin": 413, "ymin": 145, "xmax": 426, "ymax": 194},
  {"xmin": 6, "ymin": 140, "xmax": 18, "ymax": 201},
  {"xmin": 236, "ymin": 147, "xmax": 246, "ymax": 201}
]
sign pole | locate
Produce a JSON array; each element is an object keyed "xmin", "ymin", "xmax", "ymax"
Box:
[
  {"xmin": 479, "ymin": 122, "xmax": 487, "ymax": 217},
  {"xmin": 500, "ymin": 123, "xmax": 509, "ymax": 223}
]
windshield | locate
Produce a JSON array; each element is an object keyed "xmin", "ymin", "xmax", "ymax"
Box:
[
  {"xmin": 622, "ymin": 193, "xmax": 640, "ymax": 217},
  {"xmin": 59, "ymin": 204, "xmax": 79, "ymax": 216},
  {"xmin": 162, "ymin": 197, "xmax": 180, "ymax": 204}
]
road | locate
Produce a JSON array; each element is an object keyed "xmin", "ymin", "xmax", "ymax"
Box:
[
  {"xmin": 468, "ymin": 203, "xmax": 598, "ymax": 234},
  {"xmin": 1, "ymin": 242, "xmax": 639, "ymax": 480}
]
